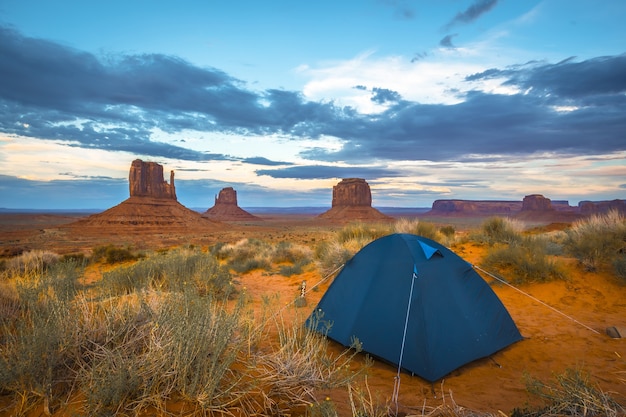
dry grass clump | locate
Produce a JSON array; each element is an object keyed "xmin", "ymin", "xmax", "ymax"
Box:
[
  {"xmin": 470, "ymin": 216, "xmax": 525, "ymax": 246},
  {"xmin": 214, "ymin": 238, "xmax": 313, "ymax": 275},
  {"xmin": 514, "ymin": 367, "xmax": 625, "ymax": 417},
  {"xmin": 100, "ymin": 247, "xmax": 235, "ymax": 298},
  {"xmin": 3, "ymin": 249, "xmax": 60, "ymax": 277},
  {"xmin": 252, "ymin": 313, "xmax": 369, "ymax": 415},
  {"xmin": 564, "ymin": 210, "xmax": 626, "ymax": 275},
  {"xmin": 394, "ymin": 218, "xmax": 444, "ymax": 243},
  {"xmin": 483, "ymin": 235, "xmax": 564, "ymax": 284}
]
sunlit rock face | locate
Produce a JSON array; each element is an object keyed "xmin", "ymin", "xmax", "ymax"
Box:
[
  {"xmin": 203, "ymin": 187, "xmax": 259, "ymax": 220},
  {"xmin": 319, "ymin": 178, "xmax": 391, "ymax": 222},
  {"xmin": 129, "ymin": 159, "xmax": 176, "ymax": 200},
  {"xmin": 331, "ymin": 178, "xmax": 372, "ymax": 207}
]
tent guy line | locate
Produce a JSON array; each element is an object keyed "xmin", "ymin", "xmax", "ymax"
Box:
[{"xmin": 473, "ymin": 264, "xmax": 601, "ymax": 335}]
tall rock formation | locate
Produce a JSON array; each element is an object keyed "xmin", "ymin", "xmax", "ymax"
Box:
[
  {"xmin": 331, "ymin": 178, "xmax": 372, "ymax": 207},
  {"xmin": 319, "ymin": 178, "xmax": 391, "ymax": 222},
  {"xmin": 203, "ymin": 187, "xmax": 259, "ymax": 221},
  {"xmin": 129, "ymin": 159, "xmax": 176, "ymax": 199},
  {"xmin": 70, "ymin": 159, "xmax": 224, "ymax": 234}
]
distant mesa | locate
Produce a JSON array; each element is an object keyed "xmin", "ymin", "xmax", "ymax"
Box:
[
  {"xmin": 427, "ymin": 193, "xmax": 626, "ymax": 221},
  {"xmin": 521, "ymin": 194, "xmax": 554, "ymax": 212},
  {"xmin": 203, "ymin": 187, "xmax": 260, "ymax": 221},
  {"xmin": 429, "ymin": 199, "xmax": 521, "ymax": 215},
  {"xmin": 70, "ymin": 159, "xmax": 225, "ymax": 230},
  {"xmin": 318, "ymin": 178, "xmax": 392, "ymax": 222},
  {"xmin": 579, "ymin": 199, "xmax": 626, "ymax": 216}
]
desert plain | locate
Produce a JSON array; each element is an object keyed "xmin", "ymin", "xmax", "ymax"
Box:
[{"xmin": 0, "ymin": 207, "xmax": 625, "ymax": 416}]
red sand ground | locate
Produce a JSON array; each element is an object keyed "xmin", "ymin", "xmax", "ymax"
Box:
[{"xmin": 0, "ymin": 212, "xmax": 624, "ymax": 415}]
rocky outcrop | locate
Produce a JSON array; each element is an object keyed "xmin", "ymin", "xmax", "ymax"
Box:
[
  {"xmin": 319, "ymin": 178, "xmax": 391, "ymax": 222},
  {"xmin": 331, "ymin": 178, "xmax": 372, "ymax": 207},
  {"xmin": 71, "ymin": 160, "xmax": 224, "ymax": 232},
  {"xmin": 579, "ymin": 199, "xmax": 626, "ymax": 215},
  {"xmin": 522, "ymin": 194, "xmax": 553, "ymax": 211},
  {"xmin": 203, "ymin": 187, "xmax": 259, "ymax": 221},
  {"xmin": 129, "ymin": 159, "xmax": 176, "ymax": 199}
]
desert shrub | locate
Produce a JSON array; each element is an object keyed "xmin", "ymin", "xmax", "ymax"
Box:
[
  {"xmin": 279, "ymin": 260, "xmax": 310, "ymax": 277},
  {"xmin": 217, "ymin": 238, "xmax": 272, "ymax": 273},
  {"xmin": 483, "ymin": 236, "xmax": 564, "ymax": 284},
  {"xmin": 337, "ymin": 221, "xmax": 391, "ymax": 244},
  {"xmin": 515, "ymin": 367, "xmax": 625, "ymax": 417},
  {"xmin": 394, "ymin": 217, "xmax": 442, "ymax": 242},
  {"xmin": 100, "ymin": 249, "xmax": 234, "ymax": 298},
  {"xmin": 564, "ymin": 210, "xmax": 626, "ymax": 271},
  {"xmin": 4, "ymin": 250, "xmax": 60, "ymax": 277},
  {"xmin": 472, "ymin": 216, "xmax": 524, "ymax": 246},
  {"xmin": 91, "ymin": 244, "xmax": 140, "ymax": 264},
  {"xmin": 0, "ymin": 277, "xmax": 77, "ymax": 412},
  {"xmin": 315, "ymin": 241, "xmax": 357, "ymax": 278},
  {"xmin": 253, "ymin": 312, "xmax": 369, "ymax": 415},
  {"xmin": 60, "ymin": 252, "xmax": 87, "ymax": 265},
  {"xmin": 613, "ymin": 255, "xmax": 626, "ymax": 284},
  {"xmin": 440, "ymin": 225, "xmax": 456, "ymax": 238}
]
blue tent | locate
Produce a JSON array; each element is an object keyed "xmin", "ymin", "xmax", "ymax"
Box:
[{"xmin": 306, "ymin": 233, "xmax": 522, "ymax": 382}]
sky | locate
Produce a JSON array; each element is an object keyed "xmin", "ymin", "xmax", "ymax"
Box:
[{"xmin": 0, "ymin": 0, "xmax": 625, "ymax": 210}]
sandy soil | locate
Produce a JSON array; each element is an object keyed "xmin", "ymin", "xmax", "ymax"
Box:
[{"xmin": 0, "ymin": 212, "xmax": 624, "ymax": 415}]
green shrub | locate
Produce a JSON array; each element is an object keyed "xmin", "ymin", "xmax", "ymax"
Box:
[
  {"xmin": 440, "ymin": 225, "xmax": 456, "ymax": 238},
  {"xmin": 613, "ymin": 255, "xmax": 626, "ymax": 284},
  {"xmin": 91, "ymin": 244, "xmax": 140, "ymax": 264},
  {"xmin": 100, "ymin": 249, "xmax": 235, "ymax": 298},
  {"xmin": 476, "ymin": 216, "xmax": 524, "ymax": 246},
  {"xmin": 483, "ymin": 236, "xmax": 563, "ymax": 284},
  {"xmin": 564, "ymin": 210, "xmax": 626, "ymax": 271}
]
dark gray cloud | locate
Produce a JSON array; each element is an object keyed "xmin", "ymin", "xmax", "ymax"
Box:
[
  {"xmin": 443, "ymin": 0, "xmax": 498, "ymax": 31},
  {"xmin": 256, "ymin": 165, "xmax": 404, "ymax": 180},
  {"xmin": 1, "ymin": 25, "xmax": 625, "ymax": 175},
  {"xmin": 439, "ymin": 34, "xmax": 458, "ymax": 49},
  {"xmin": 371, "ymin": 87, "xmax": 402, "ymax": 105},
  {"xmin": 241, "ymin": 156, "xmax": 292, "ymax": 166}
]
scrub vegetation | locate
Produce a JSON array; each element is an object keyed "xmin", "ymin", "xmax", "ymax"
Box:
[{"xmin": 0, "ymin": 214, "xmax": 624, "ymax": 416}]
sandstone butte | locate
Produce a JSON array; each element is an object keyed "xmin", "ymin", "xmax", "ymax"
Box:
[
  {"xmin": 203, "ymin": 187, "xmax": 260, "ymax": 221},
  {"xmin": 318, "ymin": 178, "xmax": 392, "ymax": 222},
  {"xmin": 68, "ymin": 159, "xmax": 225, "ymax": 230}
]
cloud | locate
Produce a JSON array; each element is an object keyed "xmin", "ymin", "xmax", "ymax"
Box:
[
  {"xmin": 1, "ymin": 25, "xmax": 625, "ymax": 173},
  {"xmin": 371, "ymin": 87, "xmax": 402, "ymax": 105},
  {"xmin": 443, "ymin": 0, "xmax": 499, "ymax": 31},
  {"xmin": 439, "ymin": 34, "xmax": 458, "ymax": 49},
  {"xmin": 256, "ymin": 165, "xmax": 403, "ymax": 180}
]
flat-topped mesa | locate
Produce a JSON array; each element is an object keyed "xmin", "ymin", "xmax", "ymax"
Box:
[
  {"xmin": 203, "ymin": 187, "xmax": 259, "ymax": 220},
  {"xmin": 522, "ymin": 194, "xmax": 553, "ymax": 211},
  {"xmin": 332, "ymin": 178, "xmax": 372, "ymax": 207},
  {"xmin": 129, "ymin": 159, "xmax": 176, "ymax": 199}
]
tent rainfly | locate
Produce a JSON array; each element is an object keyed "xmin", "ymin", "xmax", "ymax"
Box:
[{"xmin": 306, "ymin": 233, "xmax": 523, "ymax": 382}]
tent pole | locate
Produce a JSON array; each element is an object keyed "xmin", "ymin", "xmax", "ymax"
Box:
[{"xmin": 392, "ymin": 265, "xmax": 418, "ymax": 416}]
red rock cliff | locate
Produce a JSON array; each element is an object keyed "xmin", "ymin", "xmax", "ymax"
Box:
[
  {"xmin": 129, "ymin": 159, "xmax": 176, "ymax": 199},
  {"xmin": 332, "ymin": 178, "xmax": 372, "ymax": 207}
]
